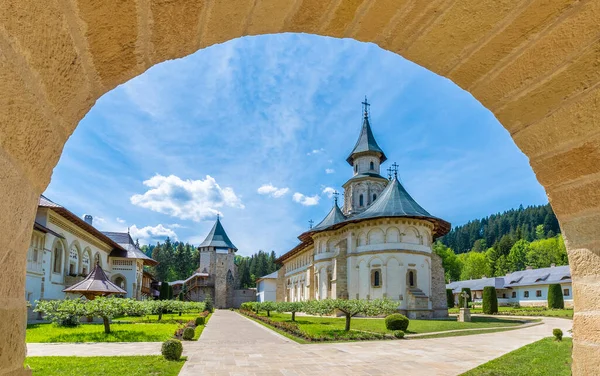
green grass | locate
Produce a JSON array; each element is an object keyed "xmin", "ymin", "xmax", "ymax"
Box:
[
  {"xmin": 448, "ymin": 306, "xmax": 573, "ymax": 319},
  {"xmin": 26, "ymin": 323, "xmax": 179, "ymax": 343},
  {"xmin": 253, "ymin": 312, "xmax": 524, "ymax": 339},
  {"xmin": 193, "ymin": 313, "xmax": 211, "ymax": 340},
  {"xmin": 461, "ymin": 337, "xmax": 572, "ymax": 376},
  {"xmin": 113, "ymin": 313, "xmax": 201, "ymax": 323},
  {"xmin": 25, "ymin": 356, "xmax": 185, "ymax": 376}
]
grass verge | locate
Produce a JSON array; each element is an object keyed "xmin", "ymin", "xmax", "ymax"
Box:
[
  {"xmin": 24, "ymin": 356, "xmax": 186, "ymax": 376},
  {"xmin": 448, "ymin": 306, "xmax": 573, "ymax": 319},
  {"xmin": 460, "ymin": 337, "xmax": 572, "ymax": 376}
]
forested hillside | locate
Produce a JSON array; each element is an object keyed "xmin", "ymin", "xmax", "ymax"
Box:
[
  {"xmin": 140, "ymin": 239, "xmax": 278, "ymax": 286},
  {"xmin": 440, "ymin": 204, "xmax": 560, "ymax": 254},
  {"xmin": 434, "ymin": 203, "xmax": 567, "ymax": 283}
]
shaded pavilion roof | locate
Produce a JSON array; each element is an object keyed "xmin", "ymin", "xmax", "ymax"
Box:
[
  {"xmin": 63, "ymin": 263, "xmax": 126, "ymax": 299},
  {"xmin": 199, "ymin": 217, "xmax": 237, "ymax": 250},
  {"xmin": 102, "ymin": 231, "xmax": 158, "ymax": 266},
  {"xmin": 346, "ymin": 112, "xmax": 387, "ymax": 165}
]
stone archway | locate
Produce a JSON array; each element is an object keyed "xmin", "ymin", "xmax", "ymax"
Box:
[{"xmin": 2, "ymin": 1, "xmax": 600, "ymax": 374}]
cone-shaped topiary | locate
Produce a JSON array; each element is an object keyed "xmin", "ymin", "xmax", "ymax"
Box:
[
  {"xmin": 385, "ymin": 314, "xmax": 410, "ymax": 331},
  {"xmin": 446, "ymin": 289, "xmax": 454, "ymax": 308},
  {"xmin": 161, "ymin": 339, "xmax": 183, "ymax": 360},
  {"xmin": 482, "ymin": 286, "xmax": 498, "ymax": 314},
  {"xmin": 547, "ymin": 284, "xmax": 564, "ymax": 309},
  {"xmin": 204, "ymin": 293, "xmax": 213, "ymax": 313}
]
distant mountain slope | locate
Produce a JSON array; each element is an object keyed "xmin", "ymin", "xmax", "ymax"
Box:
[{"xmin": 440, "ymin": 204, "xmax": 560, "ymax": 254}]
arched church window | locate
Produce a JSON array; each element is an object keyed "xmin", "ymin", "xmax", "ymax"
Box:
[
  {"xmin": 354, "ymin": 164, "xmax": 358, "ymax": 173},
  {"xmin": 371, "ymin": 269, "xmax": 382, "ymax": 287},
  {"xmin": 370, "ymin": 161, "xmax": 374, "ymax": 170},
  {"xmin": 94, "ymin": 253, "xmax": 101, "ymax": 266},
  {"xmin": 373, "ymin": 194, "xmax": 377, "ymax": 202},
  {"xmin": 409, "ymin": 271, "xmax": 415, "ymax": 287},
  {"xmin": 53, "ymin": 243, "xmax": 63, "ymax": 273},
  {"xmin": 359, "ymin": 194, "xmax": 364, "ymax": 206}
]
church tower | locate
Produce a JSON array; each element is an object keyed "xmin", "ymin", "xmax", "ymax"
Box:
[{"xmin": 342, "ymin": 98, "xmax": 389, "ymax": 215}]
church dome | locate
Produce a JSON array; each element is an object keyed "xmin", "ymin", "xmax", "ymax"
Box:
[{"xmin": 312, "ymin": 203, "xmax": 346, "ymax": 232}]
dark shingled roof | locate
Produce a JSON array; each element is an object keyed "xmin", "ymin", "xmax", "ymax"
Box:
[
  {"xmin": 63, "ymin": 263, "xmax": 126, "ymax": 299},
  {"xmin": 346, "ymin": 113, "xmax": 387, "ymax": 165},
  {"xmin": 313, "ymin": 204, "xmax": 346, "ymax": 231},
  {"xmin": 352, "ymin": 177, "xmax": 451, "ymax": 237},
  {"xmin": 102, "ymin": 232, "xmax": 158, "ymax": 266},
  {"xmin": 199, "ymin": 218, "xmax": 237, "ymax": 250}
]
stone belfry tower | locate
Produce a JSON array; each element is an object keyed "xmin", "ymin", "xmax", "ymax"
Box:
[
  {"xmin": 342, "ymin": 98, "xmax": 389, "ymax": 215},
  {"xmin": 198, "ymin": 216, "xmax": 237, "ymax": 308}
]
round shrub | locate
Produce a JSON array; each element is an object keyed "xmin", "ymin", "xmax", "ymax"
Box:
[
  {"xmin": 195, "ymin": 316, "xmax": 205, "ymax": 326},
  {"xmin": 182, "ymin": 327, "xmax": 195, "ymax": 341},
  {"xmin": 553, "ymin": 328, "xmax": 563, "ymax": 341},
  {"xmin": 385, "ymin": 314, "xmax": 410, "ymax": 331},
  {"xmin": 548, "ymin": 284, "xmax": 564, "ymax": 309},
  {"xmin": 393, "ymin": 330, "xmax": 405, "ymax": 339},
  {"xmin": 482, "ymin": 286, "xmax": 498, "ymax": 314},
  {"xmin": 161, "ymin": 339, "xmax": 183, "ymax": 360}
]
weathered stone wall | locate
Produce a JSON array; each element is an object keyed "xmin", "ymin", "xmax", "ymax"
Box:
[
  {"xmin": 430, "ymin": 253, "xmax": 449, "ymax": 318},
  {"xmin": 275, "ymin": 267, "xmax": 286, "ymax": 302},
  {"xmin": 2, "ymin": 1, "xmax": 600, "ymax": 373},
  {"xmin": 232, "ymin": 289, "xmax": 256, "ymax": 308},
  {"xmin": 335, "ymin": 238, "xmax": 348, "ymax": 299}
]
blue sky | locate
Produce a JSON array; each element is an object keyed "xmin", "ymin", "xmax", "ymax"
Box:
[{"xmin": 45, "ymin": 33, "xmax": 548, "ymax": 256}]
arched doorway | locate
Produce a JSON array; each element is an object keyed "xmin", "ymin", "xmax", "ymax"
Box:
[{"xmin": 2, "ymin": 2, "xmax": 600, "ymax": 373}]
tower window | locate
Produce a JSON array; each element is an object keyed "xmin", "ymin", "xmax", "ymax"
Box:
[
  {"xmin": 370, "ymin": 161, "xmax": 374, "ymax": 170},
  {"xmin": 359, "ymin": 194, "xmax": 364, "ymax": 206},
  {"xmin": 371, "ymin": 269, "xmax": 381, "ymax": 287},
  {"xmin": 373, "ymin": 194, "xmax": 377, "ymax": 202},
  {"xmin": 408, "ymin": 270, "xmax": 415, "ymax": 287},
  {"xmin": 354, "ymin": 164, "xmax": 357, "ymax": 173}
]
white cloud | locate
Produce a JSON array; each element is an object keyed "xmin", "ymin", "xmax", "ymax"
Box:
[
  {"xmin": 306, "ymin": 148, "xmax": 325, "ymax": 156},
  {"xmin": 292, "ymin": 192, "xmax": 320, "ymax": 206},
  {"xmin": 257, "ymin": 184, "xmax": 289, "ymax": 198},
  {"xmin": 130, "ymin": 174, "xmax": 244, "ymax": 222},
  {"xmin": 130, "ymin": 224, "xmax": 178, "ymax": 245},
  {"xmin": 325, "ymin": 168, "xmax": 335, "ymax": 174},
  {"xmin": 116, "ymin": 217, "xmax": 126, "ymax": 224},
  {"xmin": 322, "ymin": 187, "xmax": 337, "ymax": 198}
]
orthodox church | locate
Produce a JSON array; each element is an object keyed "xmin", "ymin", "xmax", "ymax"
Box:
[{"xmin": 270, "ymin": 99, "xmax": 451, "ymax": 319}]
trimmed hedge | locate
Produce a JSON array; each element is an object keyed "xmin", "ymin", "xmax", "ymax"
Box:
[
  {"xmin": 195, "ymin": 316, "xmax": 205, "ymax": 326},
  {"xmin": 547, "ymin": 284, "xmax": 564, "ymax": 309},
  {"xmin": 384, "ymin": 314, "xmax": 410, "ymax": 331},
  {"xmin": 393, "ymin": 330, "xmax": 405, "ymax": 339},
  {"xmin": 553, "ymin": 328, "xmax": 563, "ymax": 341},
  {"xmin": 458, "ymin": 288, "xmax": 472, "ymax": 308},
  {"xmin": 446, "ymin": 289, "xmax": 454, "ymax": 308},
  {"xmin": 161, "ymin": 339, "xmax": 183, "ymax": 360},
  {"xmin": 182, "ymin": 327, "xmax": 195, "ymax": 341},
  {"xmin": 482, "ymin": 286, "xmax": 498, "ymax": 314}
]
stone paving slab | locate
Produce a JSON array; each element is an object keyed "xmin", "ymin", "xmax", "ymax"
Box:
[{"xmin": 27, "ymin": 310, "xmax": 572, "ymax": 376}]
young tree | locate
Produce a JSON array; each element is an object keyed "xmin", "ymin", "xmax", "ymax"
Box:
[
  {"xmin": 83, "ymin": 297, "xmax": 126, "ymax": 334},
  {"xmin": 304, "ymin": 299, "xmax": 397, "ymax": 332},
  {"xmin": 204, "ymin": 293, "xmax": 213, "ymax": 313},
  {"xmin": 433, "ymin": 242, "xmax": 462, "ymax": 282},
  {"xmin": 459, "ymin": 252, "xmax": 491, "ymax": 280},
  {"xmin": 159, "ymin": 282, "xmax": 170, "ymax": 300},
  {"xmin": 276, "ymin": 301, "xmax": 304, "ymax": 322},
  {"xmin": 260, "ymin": 301, "xmax": 277, "ymax": 317}
]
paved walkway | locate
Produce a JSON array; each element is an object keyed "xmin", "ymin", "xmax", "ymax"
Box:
[{"xmin": 27, "ymin": 310, "xmax": 572, "ymax": 376}]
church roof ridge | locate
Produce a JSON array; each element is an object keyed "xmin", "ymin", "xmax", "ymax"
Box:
[
  {"xmin": 346, "ymin": 97, "xmax": 387, "ymax": 165},
  {"xmin": 355, "ymin": 176, "xmax": 431, "ymax": 219},
  {"xmin": 199, "ymin": 217, "xmax": 238, "ymax": 250}
]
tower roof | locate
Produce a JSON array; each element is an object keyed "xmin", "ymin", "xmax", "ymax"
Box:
[
  {"xmin": 346, "ymin": 99, "xmax": 387, "ymax": 165},
  {"xmin": 313, "ymin": 203, "xmax": 347, "ymax": 231},
  {"xmin": 353, "ymin": 177, "xmax": 450, "ymax": 236},
  {"xmin": 199, "ymin": 217, "xmax": 237, "ymax": 250}
]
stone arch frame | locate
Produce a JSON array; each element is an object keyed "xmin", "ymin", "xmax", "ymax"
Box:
[
  {"xmin": 367, "ymin": 228, "xmax": 385, "ymax": 245},
  {"xmin": 93, "ymin": 251, "xmax": 103, "ymax": 268},
  {"xmin": 50, "ymin": 237, "xmax": 68, "ymax": 275},
  {"xmin": 407, "ymin": 269, "xmax": 417, "ymax": 289},
  {"xmin": 385, "ymin": 226, "xmax": 401, "ymax": 243},
  {"xmin": 2, "ymin": 2, "xmax": 600, "ymax": 373},
  {"xmin": 403, "ymin": 225, "xmax": 422, "ymax": 245}
]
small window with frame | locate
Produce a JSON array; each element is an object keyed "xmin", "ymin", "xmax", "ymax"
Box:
[
  {"xmin": 524, "ymin": 291, "xmax": 529, "ymax": 298},
  {"xmin": 511, "ymin": 291, "xmax": 516, "ymax": 298},
  {"xmin": 563, "ymin": 289, "xmax": 570, "ymax": 296},
  {"xmin": 536, "ymin": 290, "xmax": 542, "ymax": 297},
  {"xmin": 371, "ymin": 269, "xmax": 382, "ymax": 287}
]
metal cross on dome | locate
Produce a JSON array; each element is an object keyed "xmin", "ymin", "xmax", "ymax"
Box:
[
  {"xmin": 391, "ymin": 162, "xmax": 399, "ymax": 179},
  {"xmin": 308, "ymin": 219, "xmax": 314, "ymax": 229},
  {"xmin": 332, "ymin": 190, "xmax": 339, "ymax": 205},
  {"xmin": 362, "ymin": 96, "xmax": 370, "ymax": 117}
]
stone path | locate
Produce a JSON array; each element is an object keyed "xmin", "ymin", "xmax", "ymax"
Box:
[{"xmin": 27, "ymin": 310, "xmax": 572, "ymax": 376}]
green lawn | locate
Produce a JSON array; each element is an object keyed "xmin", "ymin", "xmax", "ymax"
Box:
[
  {"xmin": 253, "ymin": 312, "xmax": 524, "ymax": 339},
  {"xmin": 448, "ymin": 306, "xmax": 573, "ymax": 319},
  {"xmin": 461, "ymin": 337, "xmax": 572, "ymax": 376},
  {"xmin": 27, "ymin": 313, "xmax": 211, "ymax": 343},
  {"xmin": 25, "ymin": 356, "xmax": 185, "ymax": 376}
]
